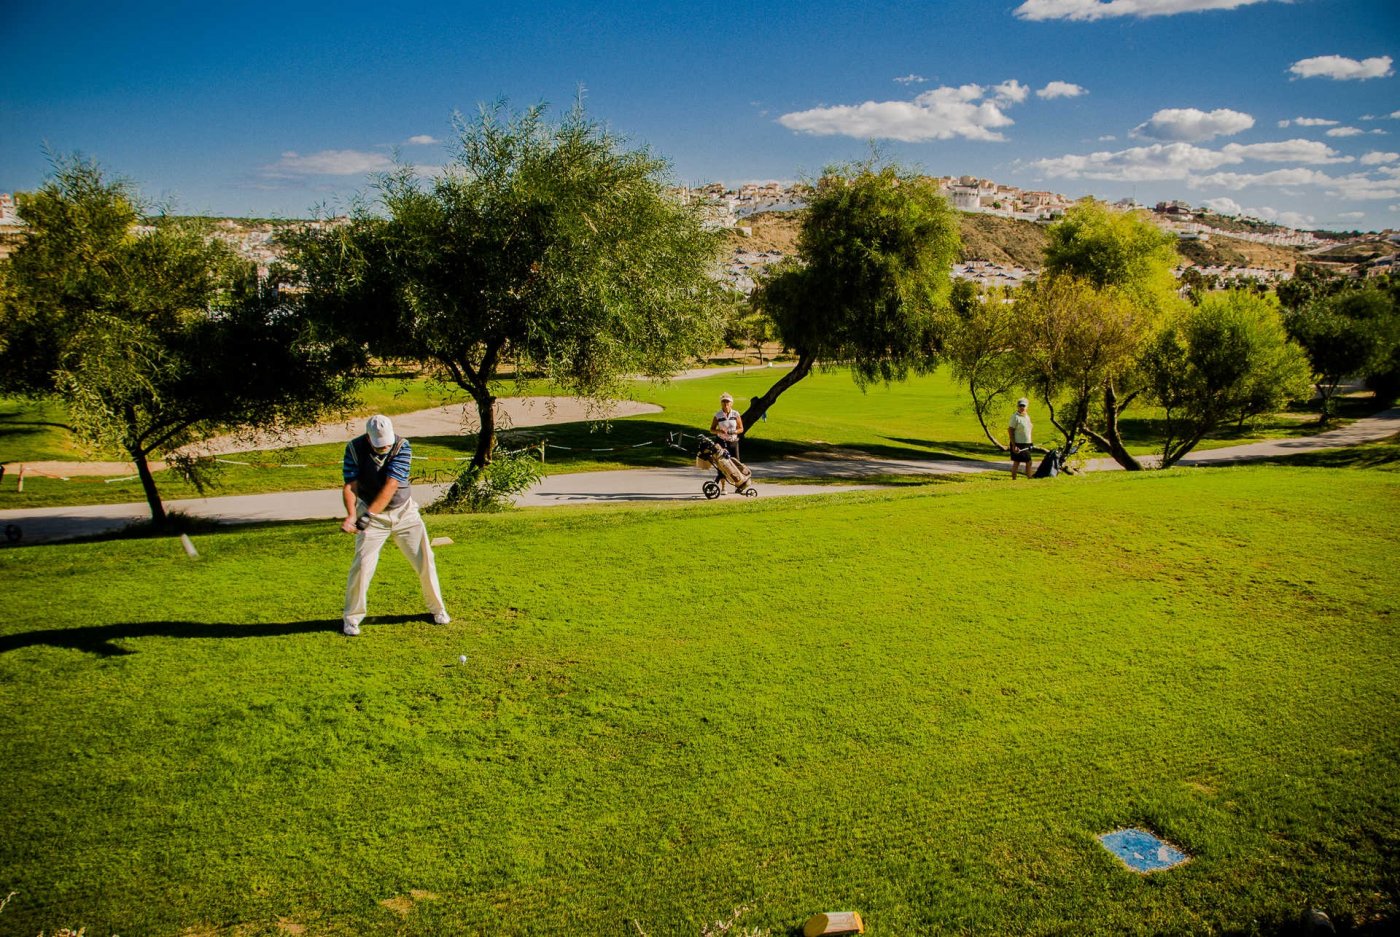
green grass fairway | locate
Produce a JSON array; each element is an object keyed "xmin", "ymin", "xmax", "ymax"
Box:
[
  {"xmin": 2, "ymin": 468, "xmax": 1397, "ymax": 935},
  {"xmin": 1, "ymin": 368, "xmax": 1367, "ymax": 511}
]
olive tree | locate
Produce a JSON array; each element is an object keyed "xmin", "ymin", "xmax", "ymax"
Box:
[
  {"xmin": 1143, "ymin": 291, "xmax": 1311, "ymax": 466},
  {"xmin": 0, "ymin": 156, "xmax": 360, "ymax": 527},
  {"xmin": 1010, "ymin": 275, "xmax": 1152, "ymax": 465},
  {"xmin": 741, "ymin": 162, "xmax": 960, "ymax": 428},
  {"xmin": 1020, "ymin": 202, "xmax": 1182, "ymax": 469},
  {"xmin": 945, "ymin": 280, "xmax": 1020, "ymax": 450},
  {"xmin": 1285, "ymin": 286, "xmax": 1400, "ymax": 424},
  {"xmin": 284, "ymin": 100, "xmax": 725, "ymax": 476}
]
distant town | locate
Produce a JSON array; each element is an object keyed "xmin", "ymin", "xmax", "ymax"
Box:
[{"xmin": 4, "ymin": 179, "xmax": 1398, "ymax": 293}]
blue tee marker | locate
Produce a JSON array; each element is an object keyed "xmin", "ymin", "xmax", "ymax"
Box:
[{"xmin": 1098, "ymin": 828, "xmax": 1190, "ymax": 873}]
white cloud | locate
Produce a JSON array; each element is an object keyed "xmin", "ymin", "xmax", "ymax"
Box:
[
  {"xmin": 1032, "ymin": 139, "xmax": 1345, "ymax": 183},
  {"xmin": 404, "ymin": 135, "xmax": 439, "ymax": 146},
  {"xmin": 264, "ymin": 149, "xmax": 394, "ymax": 177},
  {"xmin": 1277, "ymin": 116, "xmax": 1340, "ymax": 128},
  {"xmin": 1202, "ymin": 197, "xmax": 1244, "ymax": 215},
  {"xmin": 1132, "ymin": 107, "xmax": 1254, "ymax": 142},
  {"xmin": 1098, "ymin": 134, "xmax": 1118, "ymax": 141},
  {"xmin": 894, "ymin": 74, "xmax": 928, "ymax": 85},
  {"xmin": 1014, "ymin": 0, "xmax": 1276, "ymax": 22},
  {"xmin": 1251, "ymin": 207, "xmax": 1315, "ymax": 229},
  {"xmin": 994, "ymin": 80, "xmax": 1031, "ymax": 103},
  {"xmin": 1327, "ymin": 172, "xmax": 1400, "ymax": 200},
  {"xmin": 1035, "ymin": 139, "xmax": 1400, "ymax": 205},
  {"xmin": 1221, "ymin": 139, "xmax": 1351, "ymax": 164},
  {"xmin": 1037, "ymin": 81, "xmax": 1087, "ymax": 99},
  {"xmin": 1033, "ymin": 142, "xmax": 1239, "ymax": 181},
  {"xmin": 1326, "ymin": 127, "xmax": 1365, "ymax": 137},
  {"xmin": 1189, "ymin": 168, "xmax": 1332, "ymax": 189},
  {"xmin": 778, "ymin": 83, "xmax": 1017, "ymax": 142},
  {"xmin": 1203, "ymin": 198, "xmax": 1313, "ymax": 227},
  {"xmin": 1337, "ymin": 211, "xmax": 1367, "ymax": 220},
  {"xmin": 1289, "ymin": 55, "xmax": 1394, "ymax": 81}
]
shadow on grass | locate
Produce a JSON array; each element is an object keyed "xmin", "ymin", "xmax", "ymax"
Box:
[
  {"xmin": 1223, "ymin": 910, "xmax": 1397, "ymax": 935},
  {"xmin": 438, "ymin": 417, "xmax": 999, "ymax": 469},
  {"xmin": 0, "ymin": 613, "xmax": 427, "ymax": 656},
  {"xmin": 1251, "ymin": 434, "xmax": 1400, "ymax": 470},
  {"xmin": 880, "ymin": 435, "xmax": 1001, "ymax": 460},
  {"xmin": 0, "ymin": 514, "xmax": 327, "ymax": 550}
]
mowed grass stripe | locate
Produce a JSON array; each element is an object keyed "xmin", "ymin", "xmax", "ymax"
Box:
[{"xmin": 1, "ymin": 467, "xmax": 1397, "ymax": 935}]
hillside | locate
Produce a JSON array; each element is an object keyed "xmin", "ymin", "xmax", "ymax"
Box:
[
  {"xmin": 956, "ymin": 213, "xmax": 1049, "ymax": 268},
  {"xmin": 1304, "ymin": 238, "xmax": 1399, "ymax": 263},
  {"xmin": 728, "ymin": 209, "xmax": 1051, "ymax": 269},
  {"xmin": 1175, "ymin": 235, "xmax": 1306, "ymax": 271},
  {"xmin": 726, "ymin": 210, "xmax": 801, "ymax": 253}
]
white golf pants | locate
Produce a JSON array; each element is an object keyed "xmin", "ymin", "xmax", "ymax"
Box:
[{"xmin": 342, "ymin": 498, "xmax": 446, "ymax": 627}]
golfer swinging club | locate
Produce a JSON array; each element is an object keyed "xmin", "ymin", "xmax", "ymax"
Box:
[{"xmin": 340, "ymin": 415, "xmax": 450, "ymax": 636}]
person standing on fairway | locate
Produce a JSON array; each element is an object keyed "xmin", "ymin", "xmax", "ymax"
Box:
[
  {"xmin": 340, "ymin": 415, "xmax": 450, "ymax": 635},
  {"xmin": 709, "ymin": 391, "xmax": 745, "ymax": 491},
  {"xmin": 1008, "ymin": 397, "xmax": 1034, "ymax": 480}
]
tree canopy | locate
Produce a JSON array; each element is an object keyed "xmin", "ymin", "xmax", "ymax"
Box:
[
  {"xmin": 1005, "ymin": 202, "xmax": 1183, "ymax": 466},
  {"xmin": 1143, "ymin": 291, "xmax": 1311, "ymax": 466},
  {"xmin": 0, "ymin": 156, "xmax": 360, "ymax": 526},
  {"xmin": 1043, "ymin": 200, "xmax": 1180, "ymax": 305},
  {"xmin": 947, "ymin": 202, "xmax": 1313, "ymax": 469},
  {"xmin": 743, "ymin": 162, "xmax": 960, "ymax": 428},
  {"xmin": 1285, "ymin": 283, "xmax": 1400, "ymax": 423},
  {"xmin": 284, "ymin": 100, "xmax": 725, "ymax": 475},
  {"xmin": 1010, "ymin": 275, "xmax": 1152, "ymax": 460}
]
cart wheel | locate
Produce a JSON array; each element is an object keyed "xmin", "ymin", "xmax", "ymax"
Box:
[
  {"xmin": 702, "ymin": 481, "xmax": 721, "ymax": 500},
  {"xmin": 742, "ymin": 487, "xmax": 758, "ymax": 498}
]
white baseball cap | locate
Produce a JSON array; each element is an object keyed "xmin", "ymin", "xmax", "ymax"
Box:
[
  {"xmin": 720, "ymin": 392, "xmax": 733, "ymax": 402},
  {"xmin": 366, "ymin": 415, "xmax": 395, "ymax": 448},
  {"xmin": 1017, "ymin": 398, "xmax": 1029, "ymax": 407}
]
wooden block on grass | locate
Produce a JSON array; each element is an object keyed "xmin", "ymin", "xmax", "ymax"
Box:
[{"xmin": 803, "ymin": 911, "xmax": 864, "ymax": 936}]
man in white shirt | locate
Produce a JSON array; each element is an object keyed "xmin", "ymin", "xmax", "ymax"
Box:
[{"xmin": 1007, "ymin": 398, "xmax": 1034, "ymax": 480}]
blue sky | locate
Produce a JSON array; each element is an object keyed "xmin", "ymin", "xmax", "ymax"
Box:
[{"xmin": 2, "ymin": 0, "xmax": 1397, "ymax": 230}]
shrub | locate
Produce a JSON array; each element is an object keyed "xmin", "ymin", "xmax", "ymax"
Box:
[{"xmin": 429, "ymin": 446, "xmax": 545, "ymax": 513}]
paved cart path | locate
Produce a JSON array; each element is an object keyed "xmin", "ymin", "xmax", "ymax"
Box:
[{"xmin": 2, "ymin": 405, "xmax": 1395, "ymax": 546}]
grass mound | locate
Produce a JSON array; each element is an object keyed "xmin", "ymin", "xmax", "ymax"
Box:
[{"xmin": 1, "ymin": 468, "xmax": 1397, "ymax": 934}]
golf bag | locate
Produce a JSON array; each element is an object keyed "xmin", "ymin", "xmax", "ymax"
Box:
[
  {"xmin": 697, "ymin": 434, "xmax": 752, "ymax": 489},
  {"xmin": 1033, "ymin": 440, "xmax": 1081, "ymax": 478}
]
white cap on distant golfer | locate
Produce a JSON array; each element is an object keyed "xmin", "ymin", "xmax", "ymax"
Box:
[
  {"xmin": 366, "ymin": 415, "xmax": 395, "ymax": 448},
  {"xmin": 1017, "ymin": 398, "xmax": 1029, "ymax": 407},
  {"xmin": 720, "ymin": 392, "xmax": 733, "ymax": 402}
]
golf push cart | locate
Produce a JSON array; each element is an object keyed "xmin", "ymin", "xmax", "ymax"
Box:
[
  {"xmin": 1019, "ymin": 439, "xmax": 1083, "ymax": 478},
  {"xmin": 667, "ymin": 432, "xmax": 758, "ymax": 499}
]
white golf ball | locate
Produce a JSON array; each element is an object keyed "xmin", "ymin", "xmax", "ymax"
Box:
[{"xmin": 458, "ymin": 654, "xmax": 468, "ymax": 664}]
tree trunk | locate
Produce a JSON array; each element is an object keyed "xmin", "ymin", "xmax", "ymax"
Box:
[
  {"xmin": 739, "ymin": 353, "xmax": 815, "ymax": 431},
  {"xmin": 969, "ymin": 376, "xmax": 1008, "ymax": 452},
  {"xmin": 130, "ymin": 446, "xmax": 167, "ymax": 528},
  {"xmin": 1160, "ymin": 426, "xmax": 1210, "ymax": 469},
  {"xmin": 442, "ymin": 390, "xmax": 496, "ymax": 506},
  {"xmin": 471, "ymin": 392, "xmax": 497, "ymax": 469},
  {"xmin": 1100, "ymin": 383, "xmax": 1143, "ymax": 471},
  {"xmin": 1316, "ymin": 380, "xmax": 1338, "ymax": 427}
]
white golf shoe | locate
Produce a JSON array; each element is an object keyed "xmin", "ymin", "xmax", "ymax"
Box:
[
  {"xmin": 342, "ymin": 621, "xmax": 361, "ymax": 636},
  {"xmin": 433, "ymin": 611, "xmax": 452, "ymax": 625}
]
